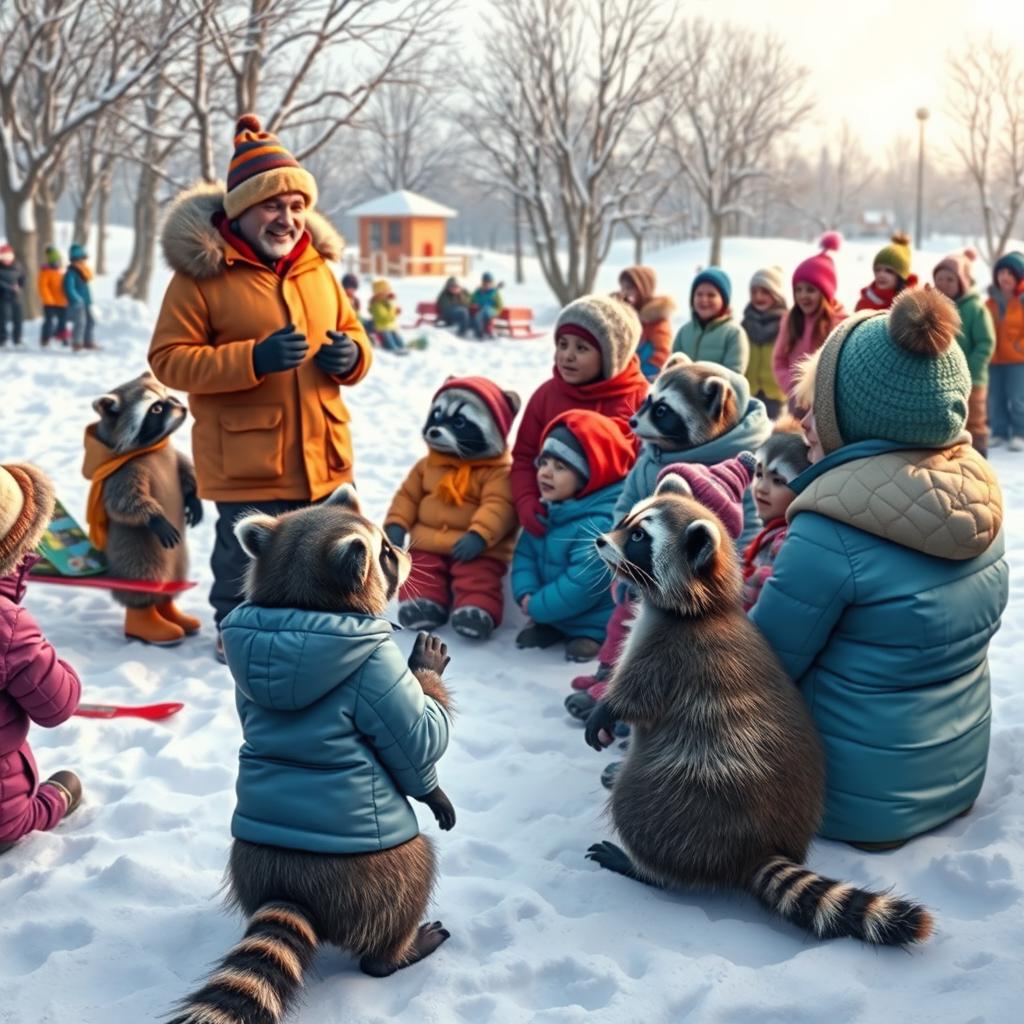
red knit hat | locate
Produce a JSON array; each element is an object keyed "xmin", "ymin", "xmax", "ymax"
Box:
[
  {"xmin": 433, "ymin": 376, "xmax": 520, "ymax": 441},
  {"xmin": 793, "ymin": 232, "xmax": 842, "ymax": 304},
  {"xmin": 655, "ymin": 452, "xmax": 756, "ymax": 540},
  {"xmin": 224, "ymin": 114, "xmax": 318, "ymax": 220},
  {"xmin": 540, "ymin": 410, "xmax": 635, "ymax": 497}
]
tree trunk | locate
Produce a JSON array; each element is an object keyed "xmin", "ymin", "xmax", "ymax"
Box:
[
  {"xmin": 72, "ymin": 193, "xmax": 93, "ymax": 249},
  {"xmin": 633, "ymin": 227, "xmax": 644, "ymax": 265},
  {"xmin": 513, "ymin": 192, "xmax": 524, "ymax": 284},
  {"xmin": 34, "ymin": 194, "xmax": 57, "ymax": 267},
  {"xmin": 95, "ymin": 172, "xmax": 112, "ymax": 275},
  {"xmin": 1, "ymin": 194, "xmax": 41, "ymax": 319},
  {"xmin": 117, "ymin": 166, "xmax": 160, "ymax": 302},
  {"xmin": 708, "ymin": 212, "xmax": 724, "ymax": 267}
]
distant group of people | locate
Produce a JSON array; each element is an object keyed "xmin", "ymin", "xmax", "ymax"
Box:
[{"xmin": 0, "ymin": 242, "xmax": 96, "ymax": 351}]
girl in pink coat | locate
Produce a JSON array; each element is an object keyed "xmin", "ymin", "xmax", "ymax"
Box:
[{"xmin": 0, "ymin": 462, "xmax": 82, "ymax": 853}]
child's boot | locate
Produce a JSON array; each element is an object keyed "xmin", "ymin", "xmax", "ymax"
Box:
[
  {"xmin": 155, "ymin": 601, "xmax": 201, "ymax": 635},
  {"xmin": 43, "ymin": 770, "xmax": 83, "ymax": 816},
  {"xmin": 124, "ymin": 605, "xmax": 186, "ymax": 646},
  {"xmin": 516, "ymin": 623, "xmax": 564, "ymax": 649},
  {"xmin": 565, "ymin": 637, "xmax": 600, "ymax": 663},
  {"xmin": 570, "ymin": 660, "xmax": 612, "ymax": 690},
  {"xmin": 451, "ymin": 606, "xmax": 495, "ymax": 640},
  {"xmin": 398, "ymin": 598, "xmax": 448, "ymax": 631}
]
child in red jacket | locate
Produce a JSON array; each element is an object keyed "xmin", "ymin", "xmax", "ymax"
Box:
[
  {"xmin": 854, "ymin": 232, "xmax": 917, "ymax": 312},
  {"xmin": 0, "ymin": 462, "xmax": 83, "ymax": 853},
  {"xmin": 511, "ymin": 295, "xmax": 648, "ymax": 535}
]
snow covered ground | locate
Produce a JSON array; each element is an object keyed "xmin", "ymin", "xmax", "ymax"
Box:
[{"xmin": 1, "ymin": 228, "xmax": 1022, "ymax": 1023}]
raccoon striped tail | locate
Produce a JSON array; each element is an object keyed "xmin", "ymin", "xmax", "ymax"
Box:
[
  {"xmin": 166, "ymin": 902, "xmax": 319, "ymax": 1024},
  {"xmin": 750, "ymin": 856, "xmax": 934, "ymax": 947}
]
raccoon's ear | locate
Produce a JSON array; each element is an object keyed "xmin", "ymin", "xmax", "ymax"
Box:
[
  {"xmin": 701, "ymin": 376, "xmax": 733, "ymax": 421},
  {"xmin": 655, "ymin": 473, "xmax": 693, "ymax": 498},
  {"xmin": 324, "ymin": 483, "xmax": 361, "ymax": 513},
  {"xmin": 234, "ymin": 513, "xmax": 278, "ymax": 559},
  {"xmin": 661, "ymin": 352, "xmax": 692, "ymax": 374},
  {"xmin": 92, "ymin": 393, "xmax": 121, "ymax": 416},
  {"xmin": 684, "ymin": 518, "xmax": 720, "ymax": 574},
  {"xmin": 329, "ymin": 536, "xmax": 369, "ymax": 587},
  {"xmin": 502, "ymin": 389, "xmax": 522, "ymax": 417}
]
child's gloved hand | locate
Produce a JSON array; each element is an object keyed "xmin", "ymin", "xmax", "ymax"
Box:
[
  {"xmin": 316, "ymin": 330, "xmax": 361, "ymax": 376},
  {"xmin": 415, "ymin": 785, "xmax": 456, "ymax": 831},
  {"xmin": 408, "ymin": 632, "xmax": 450, "ymax": 676},
  {"xmin": 148, "ymin": 514, "xmax": 181, "ymax": 549},
  {"xmin": 384, "ymin": 523, "xmax": 407, "ymax": 548},
  {"xmin": 584, "ymin": 701, "xmax": 617, "ymax": 752},
  {"xmin": 184, "ymin": 493, "xmax": 203, "ymax": 527},
  {"xmin": 451, "ymin": 531, "xmax": 486, "ymax": 562}
]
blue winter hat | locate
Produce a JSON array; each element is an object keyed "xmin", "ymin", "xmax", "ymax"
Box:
[
  {"xmin": 482, "ymin": 271, "xmax": 495, "ymax": 284},
  {"xmin": 993, "ymin": 251, "xmax": 1024, "ymax": 284},
  {"xmin": 341, "ymin": 272, "xmax": 359, "ymax": 289},
  {"xmin": 691, "ymin": 267, "xmax": 731, "ymax": 309},
  {"xmin": 69, "ymin": 243, "xmax": 87, "ymax": 262}
]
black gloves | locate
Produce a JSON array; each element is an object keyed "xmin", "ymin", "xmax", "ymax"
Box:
[
  {"xmin": 148, "ymin": 514, "xmax": 181, "ymax": 549},
  {"xmin": 252, "ymin": 323, "xmax": 308, "ymax": 377},
  {"xmin": 184, "ymin": 493, "xmax": 203, "ymax": 527},
  {"xmin": 408, "ymin": 632, "xmax": 450, "ymax": 676},
  {"xmin": 384, "ymin": 523, "xmax": 407, "ymax": 548},
  {"xmin": 315, "ymin": 330, "xmax": 361, "ymax": 377},
  {"xmin": 451, "ymin": 530, "xmax": 486, "ymax": 562},
  {"xmin": 415, "ymin": 785, "xmax": 456, "ymax": 830}
]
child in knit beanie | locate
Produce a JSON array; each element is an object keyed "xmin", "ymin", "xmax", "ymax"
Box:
[
  {"xmin": 773, "ymin": 233, "xmax": 847, "ymax": 411},
  {"xmin": 616, "ymin": 266, "xmax": 677, "ymax": 381},
  {"xmin": 512, "ymin": 410, "xmax": 634, "ymax": 662},
  {"xmin": 742, "ymin": 267, "xmax": 788, "ymax": 419},
  {"xmin": 510, "ymin": 294, "xmax": 648, "ymax": 536},
  {"xmin": 741, "ymin": 420, "xmax": 811, "ymax": 611},
  {"xmin": 984, "ymin": 251, "xmax": 1024, "ymax": 451},
  {"xmin": 855, "ymin": 232, "xmax": 917, "ymax": 312},
  {"xmin": 368, "ymin": 278, "xmax": 408, "ymax": 356},
  {"xmin": 672, "ymin": 267, "xmax": 750, "ymax": 374},
  {"xmin": 933, "ymin": 249, "xmax": 996, "ymax": 456}
]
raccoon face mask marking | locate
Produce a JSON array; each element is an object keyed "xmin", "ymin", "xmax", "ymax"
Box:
[
  {"xmin": 422, "ymin": 387, "xmax": 504, "ymax": 460},
  {"xmin": 92, "ymin": 372, "xmax": 186, "ymax": 454},
  {"xmin": 629, "ymin": 365, "xmax": 739, "ymax": 451}
]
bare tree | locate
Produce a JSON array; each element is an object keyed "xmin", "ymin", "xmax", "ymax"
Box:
[
  {"xmin": 668, "ymin": 20, "xmax": 811, "ymax": 266},
  {"xmin": 948, "ymin": 38, "xmax": 1024, "ymax": 263},
  {"xmin": 460, "ymin": 0, "xmax": 678, "ymax": 305}
]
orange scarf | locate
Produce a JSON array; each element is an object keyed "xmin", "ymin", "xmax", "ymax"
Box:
[
  {"xmin": 427, "ymin": 450, "xmax": 509, "ymax": 506},
  {"xmin": 72, "ymin": 260, "xmax": 94, "ymax": 281},
  {"xmin": 82, "ymin": 425, "xmax": 169, "ymax": 549}
]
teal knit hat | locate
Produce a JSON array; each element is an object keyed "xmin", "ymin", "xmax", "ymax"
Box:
[{"xmin": 813, "ymin": 290, "xmax": 970, "ymax": 454}]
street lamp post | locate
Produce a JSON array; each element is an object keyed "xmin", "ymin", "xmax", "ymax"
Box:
[{"xmin": 915, "ymin": 107, "xmax": 930, "ymax": 249}]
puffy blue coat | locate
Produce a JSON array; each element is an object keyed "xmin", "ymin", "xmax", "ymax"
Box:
[
  {"xmin": 63, "ymin": 264, "xmax": 91, "ymax": 307},
  {"xmin": 750, "ymin": 439, "xmax": 1009, "ymax": 843},
  {"xmin": 511, "ymin": 482, "xmax": 622, "ymax": 639},
  {"xmin": 613, "ymin": 364, "xmax": 770, "ymax": 548},
  {"xmin": 222, "ymin": 604, "xmax": 451, "ymax": 854}
]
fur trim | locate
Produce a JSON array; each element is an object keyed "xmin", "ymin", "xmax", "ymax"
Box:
[
  {"xmin": 638, "ymin": 295, "xmax": 677, "ymax": 323},
  {"xmin": 0, "ymin": 464, "xmax": 55, "ymax": 578},
  {"xmin": 160, "ymin": 180, "xmax": 344, "ymax": 281},
  {"xmin": 414, "ymin": 670, "xmax": 454, "ymax": 713}
]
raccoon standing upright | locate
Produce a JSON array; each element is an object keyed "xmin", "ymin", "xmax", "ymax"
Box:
[
  {"xmin": 167, "ymin": 485, "xmax": 456, "ymax": 1024},
  {"xmin": 385, "ymin": 376, "xmax": 520, "ymax": 640},
  {"xmin": 584, "ymin": 477, "xmax": 934, "ymax": 948},
  {"xmin": 82, "ymin": 372, "xmax": 203, "ymax": 646}
]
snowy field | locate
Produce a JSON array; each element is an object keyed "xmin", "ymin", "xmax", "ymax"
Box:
[{"xmin": 1, "ymin": 228, "xmax": 1022, "ymax": 1023}]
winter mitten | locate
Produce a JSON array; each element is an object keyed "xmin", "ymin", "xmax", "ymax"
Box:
[
  {"xmin": 408, "ymin": 632, "xmax": 450, "ymax": 675},
  {"xmin": 184, "ymin": 493, "xmax": 203, "ymax": 527},
  {"xmin": 451, "ymin": 531, "xmax": 486, "ymax": 562},
  {"xmin": 414, "ymin": 785, "xmax": 456, "ymax": 831},
  {"xmin": 565, "ymin": 637, "xmax": 600, "ymax": 662},
  {"xmin": 252, "ymin": 323, "xmax": 308, "ymax": 376},
  {"xmin": 316, "ymin": 330, "xmax": 361, "ymax": 376},
  {"xmin": 398, "ymin": 598, "xmax": 448, "ymax": 631},
  {"xmin": 450, "ymin": 606, "xmax": 495, "ymax": 640},
  {"xmin": 148, "ymin": 514, "xmax": 181, "ymax": 549},
  {"xmin": 515, "ymin": 622, "xmax": 564, "ymax": 649},
  {"xmin": 520, "ymin": 498, "xmax": 546, "ymax": 537},
  {"xmin": 384, "ymin": 523, "xmax": 407, "ymax": 548}
]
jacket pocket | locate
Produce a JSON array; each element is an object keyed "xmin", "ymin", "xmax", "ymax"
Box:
[
  {"xmin": 322, "ymin": 396, "xmax": 351, "ymax": 472},
  {"xmin": 220, "ymin": 406, "xmax": 284, "ymax": 479}
]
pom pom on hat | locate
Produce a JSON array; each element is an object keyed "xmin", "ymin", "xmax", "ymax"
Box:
[
  {"xmin": 819, "ymin": 231, "xmax": 842, "ymax": 253},
  {"xmin": 889, "ymin": 288, "xmax": 959, "ymax": 357},
  {"xmin": 235, "ymin": 113, "xmax": 263, "ymax": 135},
  {"xmin": 873, "ymin": 231, "xmax": 913, "ymax": 281},
  {"xmin": 793, "ymin": 234, "xmax": 841, "ymax": 303},
  {"xmin": 963, "ymin": 247, "xmax": 977, "ymax": 262}
]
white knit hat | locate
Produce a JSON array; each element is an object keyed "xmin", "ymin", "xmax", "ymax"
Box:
[{"xmin": 555, "ymin": 294, "xmax": 641, "ymax": 379}]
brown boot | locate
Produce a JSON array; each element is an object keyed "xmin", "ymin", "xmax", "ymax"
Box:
[
  {"xmin": 155, "ymin": 601, "xmax": 201, "ymax": 635},
  {"xmin": 44, "ymin": 770, "xmax": 83, "ymax": 816},
  {"xmin": 125, "ymin": 606, "xmax": 185, "ymax": 646}
]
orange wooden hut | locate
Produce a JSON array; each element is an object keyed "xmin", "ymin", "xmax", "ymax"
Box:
[{"xmin": 345, "ymin": 189, "xmax": 463, "ymax": 277}]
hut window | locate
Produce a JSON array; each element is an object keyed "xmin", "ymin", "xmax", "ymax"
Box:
[
  {"xmin": 388, "ymin": 220, "xmax": 402, "ymax": 245},
  {"xmin": 370, "ymin": 221, "xmax": 382, "ymax": 249}
]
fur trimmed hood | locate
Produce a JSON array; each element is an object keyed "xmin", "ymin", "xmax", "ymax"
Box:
[
  {"xmin": 638, "ymin": 295, "xmax": 676, "ymax": 324},
  {"xmin": 161, "ymin": 180, "xmax": 344, "ymax": 281},
  {"xmin": 0, "ymin": 463, "xmax": 55, "ymax": 580}
]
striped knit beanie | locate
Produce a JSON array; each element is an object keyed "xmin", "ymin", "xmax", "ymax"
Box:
[{"xmin": 224, "ymin": 114, "xmax": 318, "ymax": 220}]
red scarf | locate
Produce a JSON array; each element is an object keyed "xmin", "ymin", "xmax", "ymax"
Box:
[{"xmin": 213, "ymin": 212, "xmax": 311, "ymax": 277}]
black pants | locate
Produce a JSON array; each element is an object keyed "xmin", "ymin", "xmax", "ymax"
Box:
[
  {"xmin": 211, "ymin": 499, "xmax": 316, "ymax": 627},
  {"xmin": 0, "ymin": 295, "xmax": 23, "ymax": 345},
  {"xmin": 40, "ymin": 305, "xmax": 68, "ymax": 344}
]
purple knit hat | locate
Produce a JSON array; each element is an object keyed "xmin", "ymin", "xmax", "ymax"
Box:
[{"xmin": 655, "ymin": 452, "xmax": 755, "ymax": 540}]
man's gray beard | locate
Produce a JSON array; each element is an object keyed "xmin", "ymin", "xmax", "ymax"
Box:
[{"xmin": 252, "ymin": 229, "xmax": 296, "ymax": 263}]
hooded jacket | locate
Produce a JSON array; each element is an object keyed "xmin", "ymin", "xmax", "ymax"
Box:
[
  {"xmin": 954, "ymin": 290, "xmax": 996, "ymax": 386},
  {"xmin": 222, "ymin": 606, "xmax": 451, "ymax": 854},
  {"xmin": 672, "ymin": 313, "xmax": 749, "ymax": 374},
  {"xmin": 986, "ymin": 283, "xmax": 1024, "ymax": 365},
  {"xmin": 147, "ymin": 182, "xmax": 372, "ymax": 503},
  {"xmin": 750, "ymin": 437, "xmax": 1008, "ymax": 843}
]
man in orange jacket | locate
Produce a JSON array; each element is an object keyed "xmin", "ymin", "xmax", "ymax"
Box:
[{"xmin": 148, "ymin": 115, "xmax": 372, "ymax": 658}]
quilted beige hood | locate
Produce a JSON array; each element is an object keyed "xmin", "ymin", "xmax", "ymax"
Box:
[
  {"xmin": 787, "ymin": 434, "xmax": 1002, "ymax": 560},
  {"xmin": 160, "ymin": 180, "xmax": 344, "ymax": 281}
]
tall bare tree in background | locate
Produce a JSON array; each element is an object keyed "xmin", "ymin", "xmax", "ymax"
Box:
[
  {"xmin": 460, "ymin": 0, "xmax": 678, "ymax": 304},
  {"xmin": 949, "ymin": 39, "xmax": 1024, "ymax": 263},
  {"xmin": 669, "ymin": 20, "xmax": 811, "ymax": 266}
]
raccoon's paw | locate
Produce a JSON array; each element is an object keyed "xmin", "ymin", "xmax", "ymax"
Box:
[
  {"xmin": 360, "ymin": 921, "xmax": 450, "ymax": 977},
  {"xmin": 450, "ymin": 606, "xmax": 495, "ymax": 640},
  {"xmin": 586, "ymin": 841, "xmax": 635, "ymax": 876},
  {"xmin": 398, "ymin": 599, "xmax": 448, "ymax": 631}
]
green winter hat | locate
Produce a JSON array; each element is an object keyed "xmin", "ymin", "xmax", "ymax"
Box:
[
  {"xmin": 873, "ymin": 232, "xmax": 913, "ymax": 280},
  {"xmin": 813, "ymin": 290, "xmax": 970, "ymax": 455},
  {"xmin": 45, "ymin": 245, "xmax": 61, "ymax": 264}
]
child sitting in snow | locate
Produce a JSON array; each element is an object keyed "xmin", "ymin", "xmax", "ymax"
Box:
[
  {"xmin": 511, "ymin": 294, "xmax": 648, "ymax": 536},
  {"xmin": 369, "ymin": 278, "xmax": 409, "ymax": 355},
  {"xmin": 512, "ymin": 410, "xmax": 634, "ymax": 663},
  {"xmin": 741, "ymin": 421, "xmax": 810, "ymax": 611},
  {"xmin": 615, "ymin": 265, "xmax": 676, "ymax": 381},
  {"xmin": 672, "ymin": 268, "xmax": 749, "ymax": 374},
  {"xmin": 436, "ymin": 277, "xmax": 471, "ymax": 337},
  {"xmin": 855, "ymin": 233, "xmax": 916, "ymax": 312},
  {"xmin": 742, "ymin": 266, "xmax": 787, "ymax": 419},
  {"xmin": 470, "ymin": 272, "xmax": 504, "ymax": 339},
  {"xmin": 0, "ymin": 462, "xmax": 83, "ymax": 854}
]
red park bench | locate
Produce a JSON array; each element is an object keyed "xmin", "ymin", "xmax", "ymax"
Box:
[{"xmin": 409, "ymin": 302, "xmax": 540, "ymax": 338}]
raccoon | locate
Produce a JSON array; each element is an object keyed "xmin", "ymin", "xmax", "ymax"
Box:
[
  {"xmin": 423, "ymin": 384, "xmax": 511, "ymax": 459},
  {"xmin": 166, "ymin": 485, "xmax": 455, "ymax": 1024},
  {"xmin": 83, "ymin": 372, "xmax": 202, "ymax": 645},
  {"xmin": 584, "ymin": 478, "xmax": 934, "ymax": 947}
]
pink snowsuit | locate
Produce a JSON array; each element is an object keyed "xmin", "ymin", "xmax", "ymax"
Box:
[{"xmin": 0, "ymin": 556, "xmax": 81, "ymax": 843}]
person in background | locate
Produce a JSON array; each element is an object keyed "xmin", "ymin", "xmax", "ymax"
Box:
[
  {"xmin": 341, "ymin": 272, "xmax": 375, "ymax": 339},
  {"xmin": 38, "ymin": 246, "xmax": 69, "ymax": 347},
  {"xmin": 369, "ymin": 278, "xmax": 409, "ymax": 355},
  {"xmin": 742, "ymin": 266, "xmax": 787, "ymax": 419},
  {"xmin": 854, "ymin": 232, "xmax": 916, "ymax": 312},
  {"xmin": 671, "ymin": 267, "xmax": 749, "ymax": 374},
  {"xmin": 64, "ymin": 243, "xmax": 97, "ymax": 351},
  {"xmin": 615, "ymin": 265, "xmax": 676, "ymax": 381},
  {"xmin": 470, "ymin": 272, "xmax": 503, "ymax": 340},
  {"xmin": 932, "ymin": 248, "xmax": 996, "ymax": 456},
  {"xmin": 985, "ymin": 251, "xmax": 1024, "ymax": 452},
  {"xmin": 0, "ymin": 243, "xmax": 25, "ymax": 348},
  {"xmin": 436, "ymin": 277, "xmax": 471, "ymax": 337}
]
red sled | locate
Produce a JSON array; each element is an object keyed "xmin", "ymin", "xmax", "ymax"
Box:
[
  {"xmin": 75, "ymin": 701, "xmax": 184, "ymax": 720},
  {"xmin": 29, "ymin": 574, "xmax": 196, "ymax": 595}
]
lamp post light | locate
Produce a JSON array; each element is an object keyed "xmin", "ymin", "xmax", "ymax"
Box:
[{"xmin": 915, "ymin": 107, "xmax": 930, "ymax": 249}]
